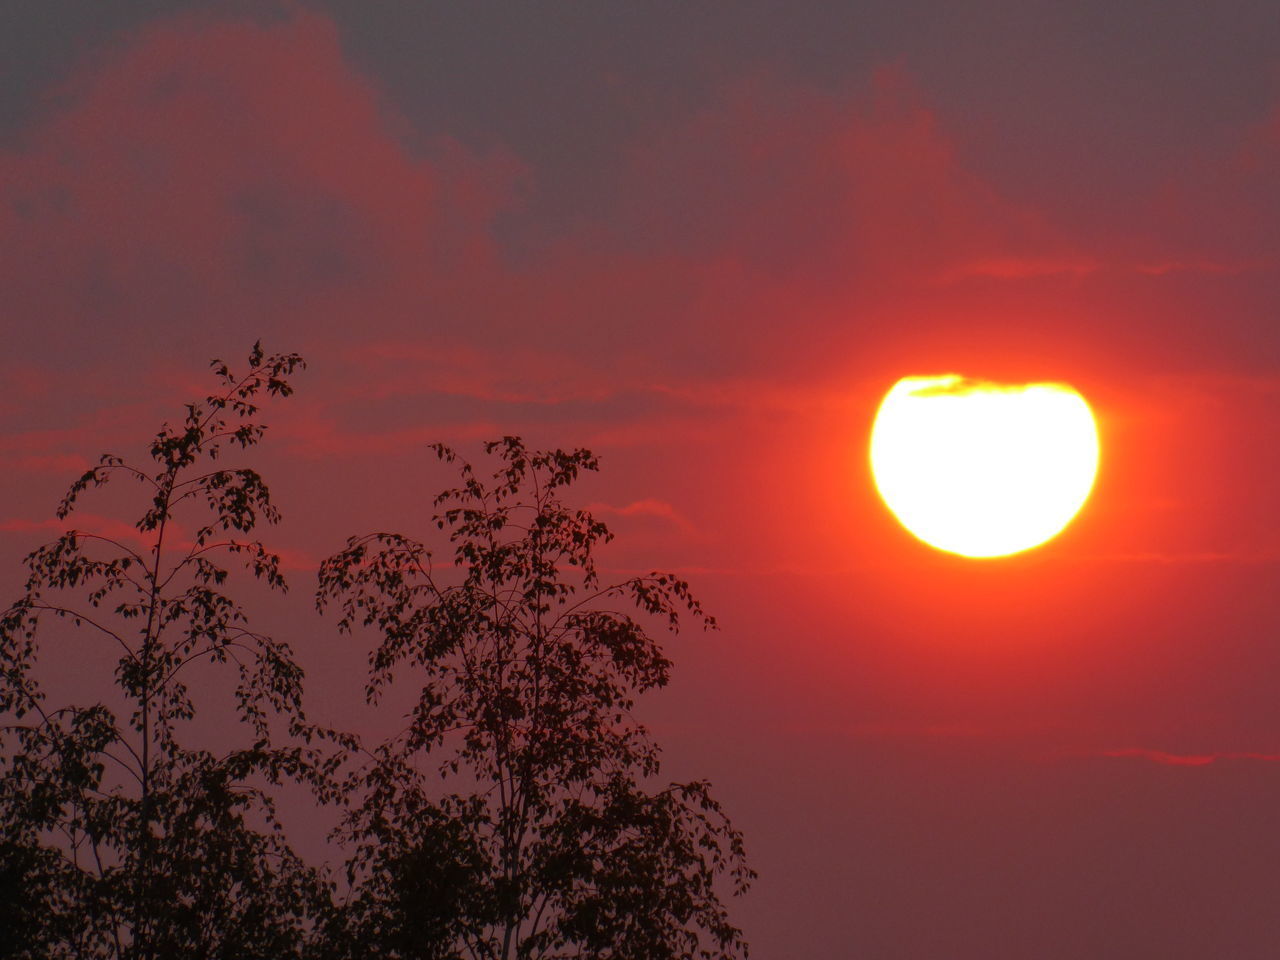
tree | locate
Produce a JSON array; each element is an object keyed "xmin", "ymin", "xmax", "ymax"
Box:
[
  {"xmin": 0, "ymin": 343, "xmax": 336, "ymax": 958},
  {"xmin": 316, "ymin": 438, "xmax": 753, "ymax": 960}
]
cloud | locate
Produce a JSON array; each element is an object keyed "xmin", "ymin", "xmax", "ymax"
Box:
[
  {"xmin": 1077, "ymin": 551, "xmax": 1280, "ymax": 566},
  {"xmin": 0, "ymin": 517, "xmax": 67, "ymax": 535},
  {"xmin": 1101, "ymin": 748, "xmax": 1280, "ymax": 767},
  {"xmin": 935, "ymin": 256, "xmax": 1100, "ymax": 283},
  {"xmin": 791, "ymin": 720, "xmax": 992, "ymax": 741},
  {"xmin": 596, "ymin": 66, "xmax": 1090, "ymax": 293},
  {"xmin": 588, "ymin": 498, "xmax": 693, "ymax": 531},
  {"xmin": 0, "ymin": 512, "xmax": 159, "ymax": 552},
  {"xmin": 595, "ymin": 498, "xmax": 680, "ymax": 519},
  {"xmin": 342, "ymin": 340, "xmax": 620, "ymax": 406},
  {"xmin": 1132, "ymin": 258, "xmax": 1271, "ymax": 277},
  {"xmin": 1, "ymin": 453, "xmax": 91, "ymax": 475},
  {"xmin": 6, "ymin": 5, "xmax": 1279, "ymax": 412},
  {"xmin": 1135, "ymin": 100, "xmax": 1280, "ymax": 268},
  {"xmin": 0, "ymin": 7, "xmax": 522, "ymax": 365},
  {"xmin": 274, "ymin": 405, "xmax": 501, "ymax": 460}
]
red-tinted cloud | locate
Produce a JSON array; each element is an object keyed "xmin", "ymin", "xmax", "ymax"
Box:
[
  {"xmin": 610, "ymin": 68, "xmax": 1070, "ymax": 275},
  {"xmin": 1103, "ymin": 748, "xmax": 1280, "ymax": 767},
  {"xmin": 0, "ymin": 8, "xmax": 521, "ymax": 363}
]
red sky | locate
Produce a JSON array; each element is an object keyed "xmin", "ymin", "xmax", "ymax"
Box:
[{"xmin": 4, "ymin": 3, "xmax": 1280, "ymax": 956}]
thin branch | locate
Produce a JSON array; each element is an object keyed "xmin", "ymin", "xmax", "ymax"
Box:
[
  {"xmin": 28, "ymin": 603, "xmax": 140, "ymax": 663},
  {"xmin": 67, "ymin": 531, "xmax": 149, "ymax": 569}
]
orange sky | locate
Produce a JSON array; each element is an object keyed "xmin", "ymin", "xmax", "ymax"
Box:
[{"xmin": 4, "ymin": 4, "xmax": 1280, "ymax": 955}]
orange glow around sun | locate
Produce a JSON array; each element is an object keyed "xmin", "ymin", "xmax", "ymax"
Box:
[{"xmin": 869, "ymin": 375, "xmax": 1100, "ymax": 558}]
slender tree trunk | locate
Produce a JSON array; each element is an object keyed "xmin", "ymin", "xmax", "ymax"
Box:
[{"xmin": 135, "ymin": 474, "xmax": 172, "ymax": 960}]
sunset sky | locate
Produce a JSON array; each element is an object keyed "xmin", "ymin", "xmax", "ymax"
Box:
[{"xmin": 4, "ymin": 2, "xmax": 1280, "ymax": 955}]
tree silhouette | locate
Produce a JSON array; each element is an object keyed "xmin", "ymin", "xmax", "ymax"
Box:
[
  {"xmin": 0, "ymin": 343, "xmax": 337, "ymax": 958},
  {"xmin": 316, "ymin": 438, "xmax": 753, "ymax": 960}
]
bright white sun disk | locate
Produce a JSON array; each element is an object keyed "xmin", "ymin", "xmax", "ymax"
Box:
[{"xmin": 869, "ymin": 375, "xmax": 1100, "ymax": 558}]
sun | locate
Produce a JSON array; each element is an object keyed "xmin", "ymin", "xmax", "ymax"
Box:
[{"xmin": 869, "ymin": 375, "xmax": 1100, "ymax": 558}]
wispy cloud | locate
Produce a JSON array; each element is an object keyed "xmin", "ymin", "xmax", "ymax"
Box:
[
  {"xmin": 1072, "ymin": 550, "xmax": 1280, "ymax": 566},
  {"xmin": 935, "ymin": 255, "xmax": 1099, "ymax": 283},
  {"xmin": 278, "ymin": 413, "xmax": 500, "ymax": 459},
  {"xmin": 1133, "ymin": 258, "xmax": 1272, "ymax": 276},
  {"xmin": 588, "ymin": 498, "xmax": 694, "ymax": 532},
  {"xmin": 1101, "ymin": 748, "xmax": 1280, "ymax": 767},
  {"xmin": 0, "ymin": 453, "xmax": 91, "ymax": 475}
]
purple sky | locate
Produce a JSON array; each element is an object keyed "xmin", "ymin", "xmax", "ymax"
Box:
[{"xmin": 4, "ymin": 3, "xmax": 1280, "ymax": 956}]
